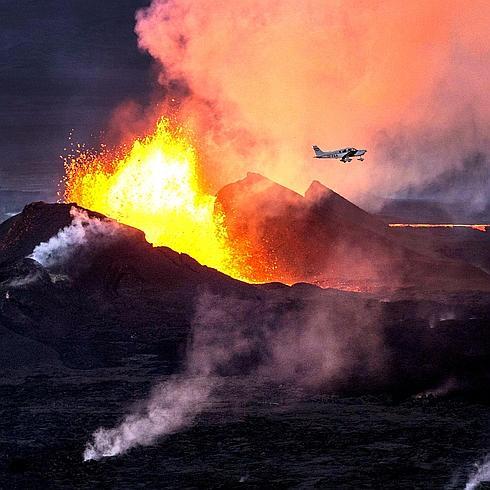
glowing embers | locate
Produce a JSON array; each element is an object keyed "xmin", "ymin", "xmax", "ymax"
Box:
[{"xmin": 63, "ymin": 118, "xmax": 247, "ymax": 280}]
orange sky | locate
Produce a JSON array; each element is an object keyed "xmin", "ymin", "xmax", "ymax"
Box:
[{"xmin": 133, "ymin": 0, "xmax": 490, "ymax": 206}]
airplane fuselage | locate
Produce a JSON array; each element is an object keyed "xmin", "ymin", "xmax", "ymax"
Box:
[{"xmin": 313, "ymin": 146, "xmax": 367, "ymax": 162}]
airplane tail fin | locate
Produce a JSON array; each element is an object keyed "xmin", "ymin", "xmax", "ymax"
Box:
[{"xmin": 312, "ymin": 145, "xmax": 323, "ymax": 156}]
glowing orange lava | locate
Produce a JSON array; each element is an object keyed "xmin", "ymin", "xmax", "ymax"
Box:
[
  {"xmin": 389, "ymin": 223, "xmax": 489, "ymax": 232},
  {"xmin": 63, "ymin": 118, "xmax": 250, "ymax": 281}
]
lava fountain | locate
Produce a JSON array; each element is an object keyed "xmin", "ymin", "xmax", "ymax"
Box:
[{"xmin": 63, "ymin": 118, "xmax": 249, "ymax": 281}]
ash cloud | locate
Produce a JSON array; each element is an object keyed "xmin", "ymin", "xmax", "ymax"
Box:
[
  {"xmin": 401, "ymin": 152, "xmax": 489, "ymax": 213},
  {"xmin": 84, "ymin": 289, "xmax": 384, "ymax": 460},
  {"xmin": 133, "ymin": 0, "xmax": 490, "ymax": 208},
  {"xmin": 374, "ymin": 115, "xmax": 490, "ymax": 212}
]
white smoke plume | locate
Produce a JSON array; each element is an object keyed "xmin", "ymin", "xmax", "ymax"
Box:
[
  {"xmin": 465, "ymin": 455, "xmax": 490, "ymax": 490},
  {"xmin": 30, "ymin": 207, "xmax": 122, "ymax": 269},
  {"xmin": 84, "ymin": 377, "xmax": 214, "ymax": 461},
  {"xmin": 84, "ymin": 290, "xmax": 383, "ymax": 460},
  {"xmin": 84, "ymin": 292, "xmax": 259, "ymax": 461}
]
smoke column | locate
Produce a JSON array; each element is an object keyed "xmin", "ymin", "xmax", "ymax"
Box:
[
  {"xmin": 134, "ymin": 0, "xmax": 490, "ymax": 208},
  {"xmin": 84, "ymin": 291, "xmax": 383, "ymax": 460},
  {"xmin": 83, "ymin": 291, "xmax": 256, "ymax": 460},
  {"xmin": 84, "ymin": 377, "xmax": 214, "ymax": 461},
  {"xmin": 465, "ymin": 455, "xmax": 490, "ymax": 490}
]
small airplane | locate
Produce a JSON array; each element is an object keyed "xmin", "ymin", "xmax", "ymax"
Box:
[{"xmin": 312, "ymin": 145, "xmax": 367, "ymax": 163}]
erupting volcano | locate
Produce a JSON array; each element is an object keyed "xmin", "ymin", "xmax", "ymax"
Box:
[
  {"xmin": 3, "ymin": 0, "xmax": 490, "ymax": 486},
  {"xmin": 61, "ymin": 119, "xmax": 490, "ymax": 293},
  {"xmin": 63, "ymin": 119, "xmax": 249, "ymax": 281}
]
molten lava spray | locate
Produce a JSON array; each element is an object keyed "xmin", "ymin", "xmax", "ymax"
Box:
[{"xmin": 64, "ymin": 119, "xmax": 248, "ymax": 280}]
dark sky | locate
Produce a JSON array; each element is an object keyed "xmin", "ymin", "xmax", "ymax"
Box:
[{"xmin": 0, "ymin": 0, "xmax": 154, "ymax": 197}]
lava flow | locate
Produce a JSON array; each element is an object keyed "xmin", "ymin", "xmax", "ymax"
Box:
[
  {"xmin": 63, "ymin": 118, "xmax": 249, "ymax": 281},
  {"xmin": 389, "ymin": 223, "xmax": 489, "ymax": 232}
]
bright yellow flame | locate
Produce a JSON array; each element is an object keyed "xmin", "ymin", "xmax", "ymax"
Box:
[{"xmin": 64, "ymin": 119, "xmax": 247, "ymax": 280}]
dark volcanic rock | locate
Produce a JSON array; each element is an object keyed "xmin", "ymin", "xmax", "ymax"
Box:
[
  {"xmin": 0, "ymin": 201, "xmax": 489, "ymax": 399},
  {"xmin": 216, "ymin": 173, "xmax": 490, "ymax": 292},
  {"xmin": 0, "ymin": 202, "xmax": 258, "ymax": 370},
  {"xmin": 0, "ymin": 202, "xmax": 108, "ymax": 266}
]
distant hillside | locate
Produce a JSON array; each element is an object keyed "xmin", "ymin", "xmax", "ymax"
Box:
[
  {"xmin": 0, "ymin": 190, "xmax": 54, "ymax": 224},
  {"xmin": 216, "ymin": 173, "xmax": 490, "ymax": 292},
  {"xmin": 378, "ymin": 198, "xmax": 490, "ymax": 223}
]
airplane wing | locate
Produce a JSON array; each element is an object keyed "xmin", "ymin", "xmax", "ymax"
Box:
[{"xmin": 340, "ymin": 150, "xmax": 354, "ymax": 162}]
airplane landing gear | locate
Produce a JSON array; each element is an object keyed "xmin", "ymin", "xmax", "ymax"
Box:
[{"xmin": 358, "ymin": 157, "xmax": 364, "ymax": 161}]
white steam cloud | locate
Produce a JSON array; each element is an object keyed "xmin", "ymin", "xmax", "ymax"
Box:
[
  {"xmin": 30, "ymin": 207, "xmax": 122, "ymax": 269},
  {"xmin": 84, "ymin": 377, "xmax": 214, "ymax": 461},
  {"xmin": 465, "ymin": 455, "xmax": 490, "ymax": 490}
]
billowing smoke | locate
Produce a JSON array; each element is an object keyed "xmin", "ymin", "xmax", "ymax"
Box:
[
  {"xmin": 465, "ymin": 455, "xmax": 490, "ymax": 490},
  {"xmin": 84, "ymin": 377, "xmax": 214, "ymax": 461},
  {"xmin": 134, "ymin": 0, "xmax": 490, "ymax": 208},
  {"xmin": 84, "ymin": 290, "xmax": 383, "ymax": 460},
  {"xmin": 30, "ymin": 207, "xmax": 123, "ymax": 269}
]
